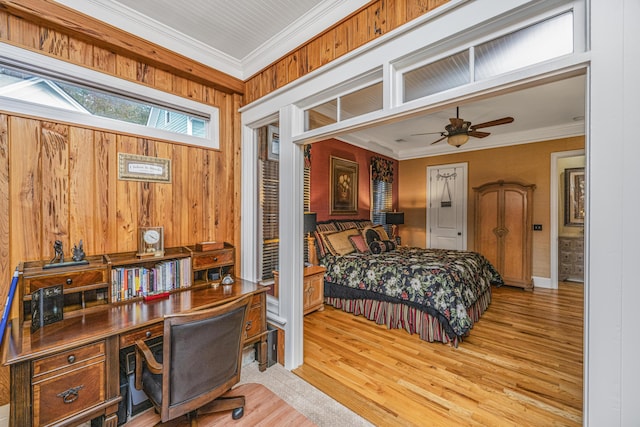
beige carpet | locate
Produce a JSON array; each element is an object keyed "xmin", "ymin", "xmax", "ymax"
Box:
[{"xmin": 239, "ymin": 362, "xmax": 373, "ymax": 427}]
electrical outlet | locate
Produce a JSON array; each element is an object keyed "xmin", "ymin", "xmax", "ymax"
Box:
[{"xmin": 533, "ymin": 224, "xmax": 543, "ymax": 231}]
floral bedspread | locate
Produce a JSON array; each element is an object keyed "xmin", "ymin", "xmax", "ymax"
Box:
[{"xmin": 321, "ymin": 247, "xmax": 503, "ymax": 337}]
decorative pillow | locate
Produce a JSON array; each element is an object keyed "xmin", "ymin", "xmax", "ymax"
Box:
[
  {"xmin": 313, "ymin": 231, "xmax": 328, "ymax": 258},
  {"xmin": 349, "ymin": 234, "xmax": 370, "ymax": 253},
  {"xmin": 364, "ymin": 228, "xmax": 382, "ymax": 246},
  {"xmin": 336, "ymin": 221, "xmax": 358, "ymax": 231},
  {"xmin": 323, "ymin": 229, "xmax": 359, "ymax": 256},
  {"xmin": 316, "ymin": 222, "xmax": 338, "ymax": 233},
  {"xmin": 356, "ymin": 220, "xmax": 373, "ymax": 229},
  {"xmin": 368, "ymin": 239, "xmax": 397, "ymax": 254},
  {"xmin": 372, "ymin": 225, "xmax": 390, "ymax": 241},
  {"xmin": 362, "ymin": 225, "xmax": 390, "ymax": 245}
]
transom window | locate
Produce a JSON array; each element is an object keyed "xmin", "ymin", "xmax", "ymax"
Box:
[{"xmin": 0, "ymin": 44, "xmax": 219, "ymax": 149}]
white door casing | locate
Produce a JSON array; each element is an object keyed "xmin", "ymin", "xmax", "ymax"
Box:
[{"xmin": 427, "ymin": 163, "xmax": 468, "ymax": 250}]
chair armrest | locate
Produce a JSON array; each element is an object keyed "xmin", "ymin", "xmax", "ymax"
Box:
[{"xmin": 134, "ymin": 338, "xmax": 163, "ymax": 390}]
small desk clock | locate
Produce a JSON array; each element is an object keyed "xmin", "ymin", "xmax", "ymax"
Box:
[{"xmin": 137, "ymin": 226, "xmax": 164, "ymax": 257}]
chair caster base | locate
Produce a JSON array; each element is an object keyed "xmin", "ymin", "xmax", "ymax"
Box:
[{"xmin": 232, "ymin": 407, "xmax": 244, "ymax": 420}]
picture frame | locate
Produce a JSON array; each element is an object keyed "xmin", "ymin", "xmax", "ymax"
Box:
[
  {"xmin": 564, "ymin": 167, "xmax": 585, "ymax": 226},
  {"xmin": 118, "ymin": 153, "xmax": 171, "ymax": 183},
  {"xmin": 330, "ymin": 156, "xmax": 358, "ymax": 215},
  {"xmin": 267, "ymin": 125, "xmax": 279, "ymax": 161}
]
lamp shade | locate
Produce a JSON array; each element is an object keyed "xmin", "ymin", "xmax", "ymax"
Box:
[
  {"xmin": 385, "ymin": 212, "xmax": 404, "ymax": 225},
  {"xmin": 304, "ymin": 212, "xmax": 317, "ymax": 235},
  {"xmin": 447, "ymin": 133, "xmax": 469, "ymax": 147}
]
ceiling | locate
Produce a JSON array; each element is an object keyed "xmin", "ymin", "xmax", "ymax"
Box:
[{"xmin": 55, "ymin": 0, "xmax": 586, "ymax": 160}]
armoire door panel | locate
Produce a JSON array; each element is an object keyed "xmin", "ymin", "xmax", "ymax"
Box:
[
  {"xmin": 502, "ymin": 189, "xmax": 526, "ymax": 282},
  {"xmin": 474, "ymin": 181, "xmax": 535, "ymax": 289},
  {"xmin": 476, "ymin": 189, "xmax": 500, "ymax": 269}
]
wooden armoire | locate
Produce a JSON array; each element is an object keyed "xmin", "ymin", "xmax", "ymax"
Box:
[{"xmin": 474, "ymin": 180, "xmax": 536, "ymax": 289}]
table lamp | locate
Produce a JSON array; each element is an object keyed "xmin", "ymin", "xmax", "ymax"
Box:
[
  {"xmin": 304, "ymin": 212, "xmax": 317, "ymax": 265},
  {"xmin": 385, "ymin": 211, "xmax": 404, "ymax": 244}
]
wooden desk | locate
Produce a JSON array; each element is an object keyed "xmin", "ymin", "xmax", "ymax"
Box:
[{"xmin": 2, "ymin": 279, "xmax": 268, "ymax": 427}]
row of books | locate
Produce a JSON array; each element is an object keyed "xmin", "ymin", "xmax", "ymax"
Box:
[{"xmin": 111, "ymin": 258, "xmax": 192, "ymax": 301}]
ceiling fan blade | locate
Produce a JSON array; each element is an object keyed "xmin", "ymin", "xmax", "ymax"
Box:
[
  {"xmin": 468, "ymin": 131, "xmax": 490, "ymax": 138},
  {"xmin": 470, "ymin": 117, "xmax": 514, "ymax": 130},
  {"xmin": 430, "ymin": 135, "xmax": 447, "ymax": 145},
  {"xmin": 411, "ymin": 131, "xmax": 444, "ymax": 136}
]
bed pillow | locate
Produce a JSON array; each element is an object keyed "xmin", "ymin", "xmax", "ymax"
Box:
[
  {"xmin": 369, "ymin": 239, "xmax": 397, "ymax": 254},
  {"xmin": 349, "ymin": 234, "xmax": 370, "ymax": 253},
  {"xmin": 362, "ymin": 225, "xmax": 390, "ymax": 245},
  {"xmin": 324, "ymin": 229, "xmax": 360, "ymax": 256}
]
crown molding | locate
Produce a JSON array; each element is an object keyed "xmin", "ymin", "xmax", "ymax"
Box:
[
  {"xmin": 55, "ymin": 0, "xmax": 369, "ymax": 80},
  {"xmin": 241, "ymin": 0, "xmax": 370, "ymax": 79},
  {"xmin": 54, "ymin": 0, "xmax": 242, "ymax": 78}
]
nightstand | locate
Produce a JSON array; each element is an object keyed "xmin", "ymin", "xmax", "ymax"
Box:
[
  {"xmin": 272, "ymin": 266, "xmax": 325, "ymax": 315},
  {"xmin": 303, "ymin": 265, "xmax": 326, "ymax": 315}
]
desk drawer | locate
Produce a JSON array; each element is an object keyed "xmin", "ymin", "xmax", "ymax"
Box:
[
  {"xmin": 245, "ymin": 301, "xmax": 264, "ymax": 340},
  {"xmin": 33, "ymin": 341, "xmax": 105, "ymax": 379},
  {"xmin": 33, "ymin": 361, "xmax": 105, "ymax": 426},
  {"xmin": 192, "ymin": 249, "xmax": 234, "ymax": 269},
  {"xmin": 119, "ymin": 323, "xmax": 164, "ymax": 348},
  {"xmin": 25, "ymin": 269, "xmax": 108, "ymax": 293}
]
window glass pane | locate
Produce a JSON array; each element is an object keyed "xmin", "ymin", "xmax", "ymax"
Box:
[
  {"xmin": 304, "ymin": 99, "xmax": 337, "ymax": 131},
  {"xmin": 403, "ymin": 51, "xmax": 470, "ymax": 102},
  {"xmin": 372, "ymin": 180, "xmax": 393, "ymax": 235},
  {"xmin": 260, "ymin": 156, "xmax": 279, "ymax": 280},
  {"xmin": 0, "ymin": 65, "xmax": 209, "ymax": 139},
  {"xmin": 340, "ymin": 82, "xmax": 383, "ymax": 120},
  {"xmin": 474, "ymin": 12, "xmax": 573, "ymax": 81}
]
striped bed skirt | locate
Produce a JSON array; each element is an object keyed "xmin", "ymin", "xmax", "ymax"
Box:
[{"xmin": 324, "ymin": 287, "xmax": 492, "ymax": 347}]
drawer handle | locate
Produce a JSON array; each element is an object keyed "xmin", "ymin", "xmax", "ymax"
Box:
[
  {"xmin": 66, "ymin": 278, "xmax": 72, "ymax": 285},
  {"xmin": 245, "ymin": 320, "xmax": 252, "ymax": 331},
  {"xmin": 57, "ymin": 385, "xmax": 84, "ymax": 404},
  {"xmin": 213, "ymin": 257, "xmax": 218, "ymax": 262},
  {"xmin": 146, "ymin": 331, "xmax": 152, "ymax": 338},
  {"xmin": 67, "ymin": 355, "xmax": 76, "ymax": 364}
]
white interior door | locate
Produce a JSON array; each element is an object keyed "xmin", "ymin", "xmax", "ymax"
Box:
[{"xmin": 427, "ymin": 163, "xmax": 467, "ymax": 250}]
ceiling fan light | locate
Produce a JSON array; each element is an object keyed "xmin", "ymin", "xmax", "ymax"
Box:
[{"xmin": 447, "ymin": 133, "xmax": 469, "ymax": 147}]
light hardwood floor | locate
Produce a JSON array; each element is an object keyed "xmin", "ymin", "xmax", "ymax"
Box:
[{"xmin": 294, "ymin": 283, "xmax": 583, "ymax": 426}]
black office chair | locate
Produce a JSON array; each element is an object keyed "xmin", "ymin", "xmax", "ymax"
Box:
[{"xmin": 134, "ymin": 295, "xmax": 253, "ymax": 425}]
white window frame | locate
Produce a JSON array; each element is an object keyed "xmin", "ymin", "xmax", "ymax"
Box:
[{"xmin": 0, "ymin": 43, "xmax": 220, "ymax": 149}]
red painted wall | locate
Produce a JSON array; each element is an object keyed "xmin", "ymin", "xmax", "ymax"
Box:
[{"xmin": 309, "ymin": 139, "xmax": 398, "ymax": 222}]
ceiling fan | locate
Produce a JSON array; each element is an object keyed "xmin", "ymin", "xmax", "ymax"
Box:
[{"xmin": 413, "ymin": 107, "xmax": 514, "ymax": 147}]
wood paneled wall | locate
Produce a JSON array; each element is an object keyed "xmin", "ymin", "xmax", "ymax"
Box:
[
  {"xmin": 0, "ymin": 8, "xmax": 242, "ymax": 404},
  {"xmin": 244, "ymin": 0, "xmax": 450, "ymax": 104}
]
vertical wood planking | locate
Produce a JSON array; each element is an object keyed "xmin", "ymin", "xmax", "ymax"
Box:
[
  {"xmin": 174, "ymin": 144, "xmax": 190, "ymax": 244},
  {"xmin": 40, "ymin": 26, "xmax": 69, "ymax": 58},
  {"xmin": 9, "ymin": 117, "xmax": 42, "ymax": 262},
  {"xmin": 7, "ymin": 14, "xmax": 38, "ymax": 49},
  {"xmin": 0, "ymin": 115, "xmax": 8, "ymax": 406},
  {"xmin": 137, "ymin": 139, "xmax": 155, "ymax": 230},
  {"xmin": 69, "ymin": 127, "xmax": 95, "ymax": 254},
  {"xmin": 93, "ymin": 46, "xmax": 117, "ymax": 75},
  {"xmin": 94, "ymin": 131, "xmax": 118, "ymax": 254},
  {"xmin": 232, "ymin": 94, "xmax": 243, "ymax": 268},
  {"xmin": 68, "ymin": 36, "xmax": 93, "ymax": 67},
  {"xmin": 154, "ymin": 142, "xmax": 174, "ymax": 245},
  {"xmin": 0, "ymin": 11, "xmax": 8, "ymax": 38},
  {"xmin": 40, "ymin": 122, "xmax": 69, "ymax": 259},
  {"xmin": 0, "ymin": 115, "xmax": 9, "ymax": 306},
  {"xmin": 188, "ymin": 148, "xmax": 204, "ymax": 242},
  {"xmin": 115, "ymin": 136, "xmax": 139, "ymax": 252}
]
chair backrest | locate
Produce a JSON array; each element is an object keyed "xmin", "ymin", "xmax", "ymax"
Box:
[{"xmin": 160, "ymin": 294, "xmax": 252, "ymax": 422}]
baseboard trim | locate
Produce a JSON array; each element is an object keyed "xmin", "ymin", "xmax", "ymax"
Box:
[
  {"xmin": 533, "ymin": 276, "xmax": 553, "ymax": 289},
  {"xmin": 0, "ymin": 403, "xmax": 9, "ymax": 427}
]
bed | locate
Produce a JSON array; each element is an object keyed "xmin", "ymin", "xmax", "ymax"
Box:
[{"xmin": 313, "ymin": 220, "xmax": 503, "ymax": 346}]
